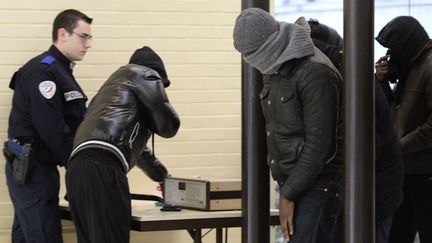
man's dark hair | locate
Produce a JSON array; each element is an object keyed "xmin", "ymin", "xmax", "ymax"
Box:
[{"xmin": 52, "ymin": 9, "xmax": 93, "ymax": 42}]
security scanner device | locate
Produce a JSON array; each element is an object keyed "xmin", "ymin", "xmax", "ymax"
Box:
[{"xmin": 163, "ymin": 176, "xmax": 241, "ymax": 211}]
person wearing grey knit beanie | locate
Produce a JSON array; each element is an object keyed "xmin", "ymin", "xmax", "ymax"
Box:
[
  {"xmin": 233, "ymin": 8, "xmax": 317, "ymax": 74},
  {"xmin": 233, "ymin": 8, "xmax": 279, "ymax": 54},
  {"xmin": 232, "ymin": 8, "xmax": 345, "ymax": 243}
]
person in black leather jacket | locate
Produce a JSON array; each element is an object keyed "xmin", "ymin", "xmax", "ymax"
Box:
[
  {"xmin": 65, "ymin": 46, "xmax": 180, "ymax": 243},
  {"xmin": 233, "ymin": 8, "xmax": 344, "ymax": 243}
]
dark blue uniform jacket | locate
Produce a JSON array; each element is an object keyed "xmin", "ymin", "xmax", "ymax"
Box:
[{"xmin": 8, "ymin": 45, "xmax": 87, "ymax": 166}]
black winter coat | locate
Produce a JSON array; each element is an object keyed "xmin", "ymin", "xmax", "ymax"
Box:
[
  {"xmin": 377, "ymin": 16, "xmax": 432, "ymax": 174},
  {"xmin": 375, "ymin": 82, "xmax": 404, "ymax": 221},
  {"xmin": 71, "ymin": 64, "xmax": 180, "ymax": 181},
  {"xmin": 260, "ymin": 49, "xmax": 344, "ymax": 201},
  {"xmin": 312, "ymin": 36, "xmax": 403, "ymax": 220}
]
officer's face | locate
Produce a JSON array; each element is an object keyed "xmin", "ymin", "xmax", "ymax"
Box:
[{"xmin": 58, "ymin": 20, "xmax": 92, "ymax": 62}]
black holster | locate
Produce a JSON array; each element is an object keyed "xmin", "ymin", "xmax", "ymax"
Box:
[{"xmin": 3, "ymin": 140, "xmax": 33, "ymax": 184}]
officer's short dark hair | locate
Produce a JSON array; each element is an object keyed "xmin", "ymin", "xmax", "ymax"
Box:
[{"xmin": 52, "ymin": 9, "xmax": 93, "ymax": 42}]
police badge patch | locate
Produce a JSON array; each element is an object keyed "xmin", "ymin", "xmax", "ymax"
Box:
[
  {"xmin": 39, "ymin": 81, "xmax": 56, "ymax": 99},
  {"xmin": 64, "ymin": 91, "xmax": 84, "ymax": 101}
]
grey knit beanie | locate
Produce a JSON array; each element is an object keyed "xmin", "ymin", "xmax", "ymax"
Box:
[{"xmin": 233, "ymin": 8, "xmax": 279, "ymax": 54}]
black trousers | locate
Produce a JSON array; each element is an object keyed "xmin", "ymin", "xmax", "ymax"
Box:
[
  {"xmin": 5, "ymin": 161, "xmax": 62, "ymax": 243},
  {"xmin": 65, "ymin": 149, "xmax": 130, "ymax": 243},
  {"xmin": 388, "ymin": 174, "xmax": 432, "ymax": 243}
]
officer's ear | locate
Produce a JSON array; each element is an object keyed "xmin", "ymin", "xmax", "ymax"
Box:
[{"xmin": 56, "ymin": 28, "xmax": 69, "ymax": 43}]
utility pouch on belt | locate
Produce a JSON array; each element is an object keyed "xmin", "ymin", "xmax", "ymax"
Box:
[{"xmin": 3, "ymin": 139, "xmax": 33, "ymax": 184}]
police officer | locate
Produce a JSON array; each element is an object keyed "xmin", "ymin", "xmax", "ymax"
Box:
[{"xmin": 4, "ymin": 9, "xmax": 92, "ymax": 243}]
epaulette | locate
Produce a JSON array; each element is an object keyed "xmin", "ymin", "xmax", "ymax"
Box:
[
  {"xmin": 40, "ymin": 55, "xmax": 56, "ymax": 65},
  {"xmin": 9, "ymin": 70, "xmax": 19, "ymax": 90}
]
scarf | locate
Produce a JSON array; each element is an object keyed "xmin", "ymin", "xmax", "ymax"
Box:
[{"xmin": 244, "ymin": 17, "xmax": 315, "ymax": 74}]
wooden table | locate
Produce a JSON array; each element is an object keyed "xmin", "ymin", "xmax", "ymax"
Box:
[{"xmin": 60, "ymin": 201, "xmax": 280, "ymax": 243}]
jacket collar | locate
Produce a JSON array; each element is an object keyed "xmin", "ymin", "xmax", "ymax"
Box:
[{"xmin": 48, "ymin": 45, "xmax": 74, "ymax": 74}]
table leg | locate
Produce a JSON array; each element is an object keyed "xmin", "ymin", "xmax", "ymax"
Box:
[
  {"xmin": 216, "ymin": 227, "xmax": 223, "ymax": 243},
  {"xmin": 187, "ymin": 229, "xmax": 202, "ymax": 243},
  {"xmin": 195, "ymin": 229, "xmax": 202, "ymax": 243}
]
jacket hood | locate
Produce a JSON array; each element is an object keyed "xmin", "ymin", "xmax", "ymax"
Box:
[
  {"xmin": 129, "ymin": 46, "xmax": 171, "ymax": 87},
  {"xmin": 376, "ymin": 16, "xmax": 430, "ymax": 78},
  {"xmin": 308, "ymin": 19, "xmax": 343, "ymax": 50}
]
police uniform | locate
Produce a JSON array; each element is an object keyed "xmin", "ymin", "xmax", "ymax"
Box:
[{"xmin": 5, "ymin": 45, "xmax": 87, "ymax": 243}]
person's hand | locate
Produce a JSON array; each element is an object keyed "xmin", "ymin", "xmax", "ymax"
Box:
[
  {"xmin": 156, "ymin": 182, "xmax": 164, "ymax": 193},
  {"xmin": 279, "ymin": 196, "xmax": 295, "ymax": 242},
  {"xmin": 156, "ymin": 174, "xmax": 171, "ymax": 194},
  {"xmin": 375, "ymin": 55, "xmax": 391, "ymax": 81}
]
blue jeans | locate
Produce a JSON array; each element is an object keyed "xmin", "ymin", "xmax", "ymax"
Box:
[
  {"xmin": 277, "ymin": 176, "xmax": 344, "ymax": 243},
  {"xmin": 377, "ymin": 215, "xmax": 393, "ymax": 243}
]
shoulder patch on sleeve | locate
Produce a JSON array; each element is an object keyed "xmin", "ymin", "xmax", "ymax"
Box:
[
  {"xmin": 39, "ymin": 81, "xmax": 56, "ymax": 99},
  {"xmin": 40, "ymin": 55, "xmax": 56, "ymax": 65},
  {"xmin": 64, "ymin": 91, "xmax": 84, "ymax": 101}
]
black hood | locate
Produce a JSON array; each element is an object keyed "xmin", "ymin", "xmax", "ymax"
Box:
[
  {"xmin": 308, "ymin": 19, "xmax": 343, "ymax": 50},
  {"xmin": 376, "ymin": 16, "xmax": 430, "ymax": 79},
  {"xmin": 129, "ymin": 46, "xmax": 171, "ymax": 87},
  {"xmin": 307, "ymin": 19, "xmax": 343, "ymax": 73}
]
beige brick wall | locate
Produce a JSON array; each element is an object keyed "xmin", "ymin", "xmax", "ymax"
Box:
[{"xmin": 0, "ymin": 0, "xmax": 250, "ymax": 242}]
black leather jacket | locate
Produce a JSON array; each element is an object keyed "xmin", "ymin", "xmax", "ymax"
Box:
[
  {"xmin": 260, "ymin": 50, "xmax": 343, "ymax": 200},
  {"xmin": 71, "ymin": 64, "xmax": 180, "ymax": 181}
]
